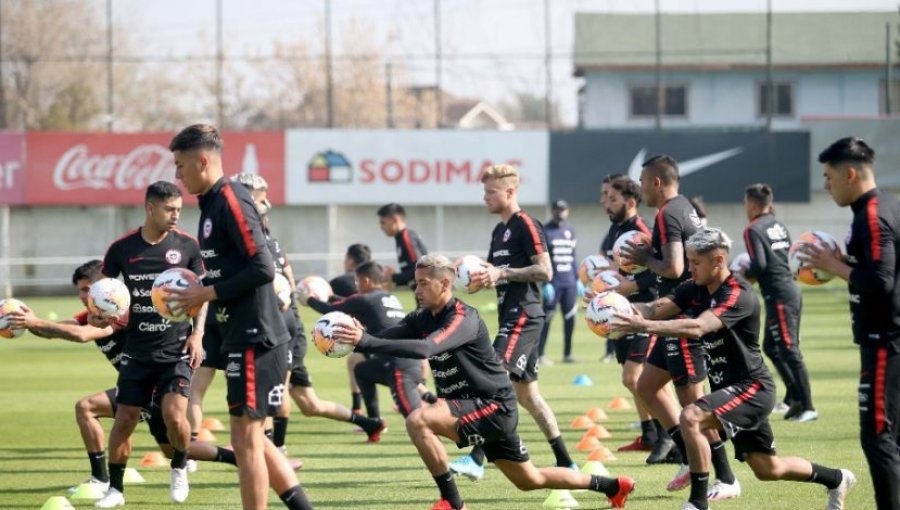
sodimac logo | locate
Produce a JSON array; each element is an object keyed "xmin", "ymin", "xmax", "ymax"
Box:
[{"xmin": 308, "ymin": 150, "xmax": 352, "ymax": 183}]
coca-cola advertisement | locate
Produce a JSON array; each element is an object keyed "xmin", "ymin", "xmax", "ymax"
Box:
[
  {"xmin": 26, "ymin": 132, "xmax": 284, "ymax": 205},
  {"xmin": 0, "ymin": 132, "xmax": 26, "ymax": 205}
]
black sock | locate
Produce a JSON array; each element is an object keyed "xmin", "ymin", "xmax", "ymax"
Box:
[
  {"xmin": 688, "ymin": 472, "xmax": 710, "ymax": 510},
  {"xmin": 433, "ymin": 472, "xmax": 464, "ymax": 509},
  {"xmin": 709, "ymin": 441, "xmax": 735, "ymax": 484},
  {"xmin": 348, "ymin": 412, "xmax": 382, "ymax": 435},
  {"xmin": 214, "ymin": 447, "xmax": 238, "ymax": 466},
  {"xmin": 279, "ymin": 485, "xmax": 314, "ymax": 510},
  {"xmin": 548, "ymin": 435, "xmax": 574, "ymax": 467},
  {"xmin": 171, "ymin": 449, "xmax": 188, "ymax": 470},
  {"xmin": 808, "ymin": 463, "xmax": 843, "ymax": 490},
  {"xmin": 264, "ymin": 428, "xmax": 274, "ymax": 442},
  {"xmin": 88, "ymin": 451, "xmax": 109, "ymax": 482},
  {"xmin": 351, "ymin": 392, "xmax": 362, "ymax": 412},
  {"xmin": 190, "ymin": 431, "xmax": 198, "ymax": 442},
  {"xmin": 109, "ymin": 463, "xmax": 126, "ymax": 493},
  {"xmin": 655, "ymin": 420, "xmax": 670, "ymax": 441},
  {"xmin": 469, "ymin": 445, "xmax": 486, "ymax": 466},
  {"xmin": 668, "ymin": 426, "xmax": 688, "ymax": 461},
  {"xmin": 589, "ymin": 475, "xmax": 620, "ymax": 497},
  {"xmin": 273, "ymin": 417, "xmax": 289, "ymax": 448},
  {"xmin": 640, "ymin": 420, "xmax": 658, "ymax": 445}
]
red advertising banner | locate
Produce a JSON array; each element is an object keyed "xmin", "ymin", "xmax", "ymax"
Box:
[
  {"xmin": 25, "ymin": 132, "xmax": 284, "ymax": 205},
  {"xmin": 0, "ymin": 132, "xmax": 26, "ymax": 205}
]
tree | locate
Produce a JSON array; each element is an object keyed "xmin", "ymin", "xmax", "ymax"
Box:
[{"xmin": 500, "ymin": 92, "xmax": 560, "ymax": 127}]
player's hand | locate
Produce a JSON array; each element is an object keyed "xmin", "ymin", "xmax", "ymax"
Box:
[
  {"xmin": 470, "ymin": 262, "xmax": 500, "ymax": 289},
  {"xmin": 382, "ymin": 266, "xmax": 397, "ymax": 289},
  {"xmin": 295, "ymin": 287, "xmax": 311, "ymax": 306},
  {"xmin": 184, "ymin": 331, "xmax": 204, "ymax": 369},
  {"xmin": 582, "ymin": 289, "xmax": 596, "ymax": 306},
  {"xmin": 332, "ymin": 319, "xmax": 364, "ymax": 346},
  {"xmin": 620, "ymin": 240, "xmax": 650, "ymax": 266},
  {"xmin": 799, "ymin": 242, "xmax": 843, "ymax": 273},
  {"xmin": 609, "ymin": 277, "xmax": 638, "ymax": 297},
  {"xmin": 87, "ymin": 311, "xmax": 114, "ymax": 329},
  {"xmin": 609, "ymin": 311, "xmax": 647, "ymax": 334},
  {"xmin": 5, "ymin": 305, "xmax": 37, "ymax": 329},
  {"xmin": 166, "ymin": 285, "xmax": 215, "ymax": 312}
]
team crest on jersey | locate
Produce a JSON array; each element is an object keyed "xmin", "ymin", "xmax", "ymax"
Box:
[
  {"xmin": 503, "ymin": 228, "xmax": 511, "ymax": 242},
  {"xmin": 564, "ymin": 230, "xmax": 572, "ymax": 239},
  {"xmin": 165, "ymin": 249, "xmax": 182, "ymax": 265},
  {"xmin": 203, "ymin": 218, "xmax": 213, "ymax": 238},
  {"xmin": 689, "ymin": 210, "xmax": 702, "ymax": 228}
]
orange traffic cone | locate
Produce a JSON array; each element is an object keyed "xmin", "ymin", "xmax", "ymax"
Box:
[
  {"xmin": 570, "ymin": 415, "xmax": 594, "ymax": 429},
  {"xmin": 586, "ymin": 407, "xmax": 609, "ymax": 421},
  {"xmin": 202, "ymin": 417, "xmax": 226, "ymax": 431},
  {"xmin": 576, "ymin": 436, "xmax": 602, "ymax": 451},
  {"xmin": 196, "ymin": 428, "xmax": 217, "ymax": 442},
  {"xmin": 588, "ymin": 447, "xmax": 617, "ymax": 462},
  {"xmin": 608, "ymin": 397, "xmax": 632, "ymax": 410},
  {"xmin": 139, "ymin": 451, "xmax": 168, "ymax": 468},
  {"xmin": 587, "ymin": 425, "xmax": 612, "ymax": 439}
]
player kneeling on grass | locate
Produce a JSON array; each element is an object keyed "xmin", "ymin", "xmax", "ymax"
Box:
[
  {"xmin": 610, "ymin": 228, "xmax": 856, "ymax": 510},
  {"xmin": 332, "ymin": 254, "xmax": 635, "ymax": 510}
]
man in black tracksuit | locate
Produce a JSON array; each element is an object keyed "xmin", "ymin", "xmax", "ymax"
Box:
[
  {"xmin": 742, "ymin": 183, "xmax": 816, "ymax": 421},
  {"xmin": 805, "ymin": 137, "xmax": 900, "ymax": 510},
  {"xmin": 377, "ymin": 202, "xmax": 429, "ymax": 290}
]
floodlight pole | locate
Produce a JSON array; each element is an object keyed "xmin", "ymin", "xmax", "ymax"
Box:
[
  {"xmin": 325, "ymin": 0, "xmax": 334, "ymax": 128},
  {"xmin": 216, "ymin": 0, "xmax": 224, "ymax": 129},
  {"xmin": 765, "ymin": 0, "xmax": 773, "ymax": 132},
  {"xmin": 886, "ymin": 22, "xmax": 893, "ymax": 115},
  {"xmin": 544, "ymin": 0, "xmax": 552, "ymax": 129},
  {"xmin": 106, "ymin": 0, "xmax": 114, "ymax": 131},
  {"xmin": 654, "ymin": 0, "xmax": 662, "ymax": 130}
]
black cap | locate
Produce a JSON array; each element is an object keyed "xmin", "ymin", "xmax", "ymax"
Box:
[{"xmin": 552, "ymin": 199, "xmax": 569, "ymax": 210}]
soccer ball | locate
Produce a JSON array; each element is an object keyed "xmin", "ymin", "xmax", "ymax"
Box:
[
  {"xmin": 578, "ymin": 254, "xmax": 612, "ymax": 284},
  {"xmin": 0, "ymin": 298, "xmax": 27, "ymax": 338},
  {"xmin": 789, "ymin": 231, "xmax": 840, "ymax": 286},
  {"xmin": 585, "ymin": 291, "xmax": 632, "ymax": 339},
  {"xmin": 312, "ymin": 311, "xmax": 356, "ymax": 358},
  {"xmin": 298, "ymin": 276, "xmax": 333, "ymax": 302},
  {"xmin": 151, "ymin": 268, "xmax": 203, "ymax": 322},
  {"xmin": 87, "ymin": 278, "xmax": 131, "ymax": 319},
  {"xmin": 729, "ymin": 252, "xmax": 751, "ymax": 273},
  {"xmin": 613, "ymin": 231, "xmax": 651, "ymax": 274},
  {"xmin": 592, "ymin": 270, "xmax": 623, "ymax": 294},
  {"xmin": 273, "ymin": 273, "xmax": 292, "ymax": 308},
  {"xmin": 454, "ymin": 255, "xmax": 486, "ymax": 293}
]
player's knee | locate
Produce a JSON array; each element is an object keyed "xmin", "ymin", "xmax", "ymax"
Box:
[
  {"xmin": 679, "ymin": 405, "xmax": 703, "ymax": 429},
  {"xmin": 511, "ymin": 473, "xmax": 543, "ymax": 491},
  {"xmin": 75, "ymin": 398, "xmax": 94, "ymax": 420},
  {"xmin": 621, "ymin": 371, "xmax": 638, "ymax": 392},
  {"xmin": 746, "ymin": 455, "xmax": 781, "ymax": 481},
  {"xmin": 405, "ymin": 408, "xmax": 428, "ymax": 434}
]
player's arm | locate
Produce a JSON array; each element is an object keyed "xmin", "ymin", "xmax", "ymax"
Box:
[
  {"xmin": 391, "ymin": 231, "xmax": 426, "ymax": 286},
  {"xmin": 645, "ymin": 241, "xmax": 684, "ymax": 279},
  {"xmin": 337, "ymin": 306, "xmax": 477, "ymax": 359},
  {"xmin": 743, "ymin": 228, "xmax": 768, "ymax": 279},
  {"xmin": 10, "ymin": 308, "xmax": 114, "ymax": 343},
  {"xmin": 212, "ymin": 191, "xmax": 277, "ymax": 301},
  {"xmin": 615, "ymin": 308, "xmax": 724, "ymax": 339},
  {"xmin": 631, "ymin": 296, "xmax": 683, "ymax": 321},
  {"xmin": 499, "ymin": 252, "xmax": 552, "ymax": 283},
  {"xmin": 847, "ymin": 217, "xmax": 896, "ymax": 292}
]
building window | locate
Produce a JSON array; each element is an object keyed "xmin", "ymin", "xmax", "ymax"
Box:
[
  {"xmin": 878, "ymin": 80, "xmax": 900, "ymax": 114},
  {"xmin": 629, "ymin": 84, "xmax": 687, "ymax": 117},
  {"xmin": 757, "ymin": 82, "xmax": 793, "ymax": 117}
]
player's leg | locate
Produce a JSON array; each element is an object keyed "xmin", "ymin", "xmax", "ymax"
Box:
[
  {"xmin": 72, "ymin": 389, "xmax": 116, "ymax": 489},
  {"xmin": 537, "ymin": 291, "xmax": 557, "ymax": 365},
  {"xmin": 345, "ymin": 352, "xmax": 366, "ymax": 413},
  {"xmin": 188, "ymin": 366, "xmax": 217, "ymax": 436},
  {"xmin": 494, "ymin": 459, "xmax": 635, "ymax": 508},
  {"xmin": 775, "ymin": 298, "xmax": 816, "ymax": 421},
  {"xmin": 512, "ymin": 379, "xmax": 572, "ymax": 468},
  {"xmin": 158, "ymin": 360, "xmax": 193, "ymax": 503},
  {"xmin": 636, "ymin": 340, "xmax": 682, "ymax": 464},
  {"xmin": 559, "ymin": 285, "xmax": 578, "ymax": 362},
  {"xmin": 354, "ymin": 356, "xmax": 393, "ymax": 419},
  {"xmin": 616, "ymin": 335, "xmax": 656, "ymax": 452},
  {"xmin": 288, "ymin": 373, "xmax": 385, "ymax": 441},
  {"xmin": 405, "ymin": 399, "xmax": 468, "ymax": 509},
  {"xmin": 390, "ymin": 363, "xmax": 424, "ymax": 418},
  {"xmin": 858, "ymin": 343, "xmax": 900, "ymax": 510},
  {"xmin": 762, "ymin": 303, "xmax": 796, "ymax": 413},
  {"xmin": 262, "ymin": 437, "xmax": 313, "ymax": 510}
]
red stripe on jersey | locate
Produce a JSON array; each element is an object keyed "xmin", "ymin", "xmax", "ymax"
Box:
[
  {"xmin": 100, "ymin": 228, "xmax": 140, "ymax": 276},
  {"xmin": 459, "ymin": 402, "xmax": 500, "ymax": 426},
  {"xmin": 245, "ymin": 347, "xmax": 257, "ymax": 411},
  {"xmin": 874, "ymin": 346, "xmax": 887, "ymax": 434},
  {"xmin": 433, "ymin": 301, "xmax": 465, "ymax": 345},
  {"xmin": 635, "ymin": 216, "xmax": 652, "ymax": 237},
  {"xmin": 74, "ymin": 310, "xmax": 89, "ymax": 325},
  {"xmin": 394, "ymin": 369, "xmax": 412, "ymax": 414},
  {"xmin": 775, "ymin": 302, "xmax": 793, "ymax": 348},
  {"xmin": 517, "ymin": 212, "xmax": 546, "ymax": 255},
  {"xmin": 646, "ymin": 335, "xmax": 657, "ymax": 357},
  {"xmin": 173, "ymin": 227, "xmax": 200, "ymax": 245},
  {"xmin": 867, "ymin": 197, "xmax": 882, "ymax": 261},
  {"xmin": 223, "ymin": 183, "xmax": 258, "ymax": 257},
  {"xmin": 504, "ymin": 312, "xmax": 529, "ymax": 362},
  {"xmin": 714, "ymin": 381, "xmax": 763, "ymax": 416},
  {"xmin": 713, "ymin": 277, "xmax": 741, "ymax": 316},
  {"xmin": 743, "ymin": 228, "xmax": 756, "ymax": 261},
  {"xmin": 655, "ymin": 207, "xmax": 668, "ymax": 245},
  {"xmin": 679, "ymin": 337, "xmax": 696, "ymax": 378},
  {"xmin": 401, "ymin": 229, "xmax": 419, "ymax": 263}
]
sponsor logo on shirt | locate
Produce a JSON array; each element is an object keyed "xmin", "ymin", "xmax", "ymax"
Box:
[
  {"xmin": 766, "ymin": 224, "xmax": 788, "ymax": 241},
  {"xmin": 131, "ymin": 304, "xmax": 156, "ymax": 314},
  {"xmin": 127, "ymin": 273, "xmax": 160, "ymax": 282},
  {"xmin": 216, "ymin": 307, "xmax": 229, "ymax": 324},
  {"xmin": 138, "ymin": 320, "xmax": 171, "ymax": 333},
  {"xmin": 200, "ymin": 249, "xmax": 217, "ymax": 259},
  {"xmin": 132, "ymin": 288, "xmax": 151, "ymax": 298}
]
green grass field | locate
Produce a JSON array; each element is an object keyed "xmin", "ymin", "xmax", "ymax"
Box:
[{"xmin": 0, "ymin": 283, "xmax": 876, "ymax": 509}]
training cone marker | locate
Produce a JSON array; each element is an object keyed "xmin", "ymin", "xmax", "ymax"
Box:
[
  {"xmin": 576, "ymin": 436, "xmax": 602, "ymax": 451},
  {"xmin": 570, "ymin": 416, "xmax": 594, "ymax": 429},
  {"xmin": 123, "ymin": 467, "xmax": 145, "ymax": 484},
  {"xmin": 607, "ymin": 396, "xmax": 632, "ymax": 410},
  {"xmin": 572, "ymin": 374, "xmax": 593, "ymax": 386},
  {"xmin": 580, "ymin": 460, "xmax": 610, "ymax": 476},
  {"xmin": 40, "ymin": 497, "xmax": 75, "ymax": 510},
  {"xmin": 196, "ymin": 428, "xmax": 217, "ymax": 442},
  {"xmin": 70, "ymin": 482, "xmax": 105, "ymax": 500},
  {"xmin": 588, "ymin": 447, "xmax": 617, "ymax": 462},
  {"xmin": 139, "ymin": 451, "xmax": 168, "ymax": 468},
  {"xmin": 202, "ymin": 417, "xmax": 226, "ymax": 431},
  {"xmin": 542, "ymin": 489, "xmax": 580, "ymax": 508},
  {"xmin": 588, "ymin": 425, "xmax": 612, "ymax": 439},
  {"xmin": 586, "ymin": 407, "xmax": 608, "ymax": 421}
]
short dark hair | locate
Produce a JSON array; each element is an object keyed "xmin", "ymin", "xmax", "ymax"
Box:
[
  {"xmin": 377, "ymin": 203, "xmax": 406, "ymax": 218},
  {"xmin": 642, "ymin": 155, "xmax": 680, "ymax": 185},
  {"xmin": 169, "ymin": 124, "xmax": 223, "ymax": 153},
  {"xmin": 688, "ymin": 196, "xmax": 708, "ymax": 219},
  {"xmin": 609, "ymin": 176, "xmax": 642, "ymax": 205},
  {"xmin": 602, "ymin": 173, "xmax": 624, "ymax": 185},
  {"xmin": 346, "ymin": 243, "xmax": 372, "ymax": 266},
  {"xmin": 146, "ymin": 180, "xmax": 182, "ymax": 203},
  {"xmin": 817, "ymin": 137, "xmax": 875, "ymax": 167},
  {"xmin": 745, "ymin": 183, "xmax": 774, "ymax": 208},
  {"xmin": 72, "ymin": 259, "xmax": 102, "ymax": 286},
  {"xmin": 354, "ymin": 261, "xmax": 384, "ymax": 284}
]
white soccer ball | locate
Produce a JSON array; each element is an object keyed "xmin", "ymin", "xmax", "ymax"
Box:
[
  {"xmin": 87, "ymin": 278, "xmax": 131, "ymax": 320},
  {"xmin": 298, "ymin": 276, "xmax": 333, "ymax": 302},
  {"xmin": 591, "ymin": 270, "xmax": 623, "ymax": 294},
  {"xmin": 454, "ymin": 255, "xmax": 486, "ymax": 294},
  {"xmin": 312, "ymin": 311, "xmax": 356, "ymax": 358},
  {"xmin": 612, "ymin": 231, "xmax": 650, "ymax": 274},
  {"xmin": 578, "ymin": 254, "xmax": 613, "ymax": 284},
  {"xmin": 0, "ymin": 298, "xmax": 27, "ymax": 338},
  {"xmin": 585, "ymin": 291, "xmax": 632, "ymax": 339},
  {"xmin": 789, "ymin": 231, "xmax": 841, "ymax": 286},
  {"xmin": 730, "ymin": 253, "xmax": 751, "ymax": 273},
  {"xmin": 151, "ymin": 268, "xmax": 202, "ymax": 322},
  {"xmin": 273, "ymin": 273, "xmax": 292, "ymax": 308}
]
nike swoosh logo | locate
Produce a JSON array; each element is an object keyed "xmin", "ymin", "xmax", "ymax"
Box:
[{"xmin": 628, "ymin": 147, "xmax": 744, "ymax": 181}]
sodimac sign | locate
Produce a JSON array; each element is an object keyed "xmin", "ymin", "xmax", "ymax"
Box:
[
  {"xmin": 285, "ymin": 130, "xmax": 550, "ymax": 205},
  {"xmin": 24, "ymin": 132, "xmax": 285, "ymax": 205}
]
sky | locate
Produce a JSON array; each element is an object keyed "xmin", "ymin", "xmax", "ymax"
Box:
[{"xmin": 110, "ymin": 0, "xmax": 900, "ymax": 126}]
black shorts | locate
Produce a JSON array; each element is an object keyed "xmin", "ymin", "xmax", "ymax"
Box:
[
  {"xmin": 695, "ymin": 380, "xmax": 776, "ymax": 452},
  {"xmin": 646, "ymin": 336, "xmax": 708, "ymax": 387},
  {"xmin": 105, "ymin": 387, "xmax": 171, "ymax": 445},
  {"xmin": 447, "ymin": 397, "xmax": 529, "ymax": 463},
  {"xmin": 764, "ymin": 297, "xmax": 802, "ymax": 352},
  {"xmin": 493, "ymin": 311, "xmax": 543, "ymax": 383},
  {"xmin": 288, "ymin": 335, "xmax": 312, "ymax": 388},
  {"xmin": 201, "ymin": 322, "xmax": 227, "ymax": 370},
  {"xmin": 226, "ymin": 342, "xmax": 288, "ymax": 419},
  {"xmin": 615, "ymin": 334, "xmax": 653, "ymax": 365},
  {"xmin": 116, "ymin": 355, "xmax": 192, "ymax": 408}
]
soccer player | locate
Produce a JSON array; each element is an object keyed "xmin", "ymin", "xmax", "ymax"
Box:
[
  {"xmin": 612, "ymin": 227, "xmax": 856, "ymax": 510},
  {"xmin": 741, "ymin": 183, "xmax": 816, "ymax": 422},
  {"xmin": 7, "ymin": 260, "xmax": 237, "ymax": 496},
  {"xmin": 377, "ymin": 202, "xmax": 429, "ymax": 290},
  {"xmin": 90, "ymin": 181, "xmax": 204, "ymax": 508},
  {"xmin": 330, "ymin": 243, "xmax": 371, "ymax": 299},
  {"xmin": 332, "ymin": 254, "xmax": 635, "ymax": 510},
  {"xmin": 600, "ymin": 173, "xmax": 624, "ymax": 363},
  {"xmin": 169, "ymin": 124, "xmax": 313, "ymax": 510},
  {"xmin": 537, "ymin": 199, "xmax": 579, "ymax": 365},
  {"xmin": 803, "ymin": 136, "xmax": 900, "ymax": 510},
  {"xmin": 450, "ymin": 164, "xmax": 575, "ymax": 480}
]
